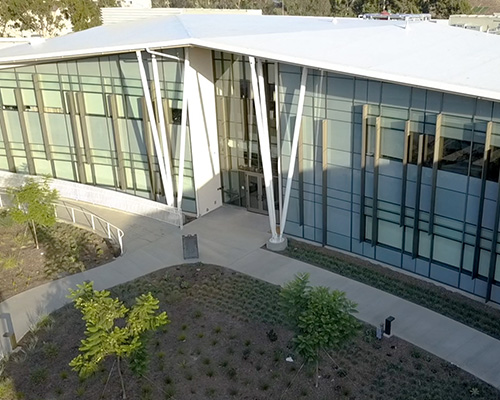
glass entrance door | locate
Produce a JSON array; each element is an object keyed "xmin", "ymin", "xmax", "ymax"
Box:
[{"xmin": 245, "ymin": 172, "xmax": 267, "ymax": 214}]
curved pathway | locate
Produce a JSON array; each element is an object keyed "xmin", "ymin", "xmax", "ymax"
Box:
[{"xmin": 1, "ymin": 201, "xmax": 500, "ymax": 390}]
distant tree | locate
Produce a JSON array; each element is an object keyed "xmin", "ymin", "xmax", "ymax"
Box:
[
  {"xmin": 69, "ymin": 281, "xmax": 169, "ymax": 399},
  {"xmin": 243, "ymin": 0, "xmax": 278, "ymax": 14},
  {"xmin": 7, "ymin": 177, "xmax": 59, "ymax": 249},
  {"xmin": 152, "ymin": 0, "xmax": 171, "ymax": 6},
  {"xmin": 62, "ymin": 0, "xmax": 118, "ymax": 32},
  {"xmin": 62, "ymin": 0, "xmax": 100, "ymax": 31},
  {"xmin": 331, "ymin": 0, "xmax": 357, "ymax": 16},
  {"xmin": 284, "ymin": 0, "xmax": 332, "ymax": 15},
  {"xmin": 420, "ymin": 0, "xmax": 471, "ymax": 17},
  {"xmin": 0, "ymin": 1, "xmax": 15, "ymax": 36},
  {"xmin": 168, "ymin": 0, "xmax": 277, "ymax": 13},
  {"xmin": 281, "ymin": 273, "xmax": 359, "ymax": 387},
  {"xmin": 2, "ymin": 0, "xmax": 68, "ymax": 37},
  {"xmin": 351, "ymin": 0, "xmax": 471, "ymax": 16}
]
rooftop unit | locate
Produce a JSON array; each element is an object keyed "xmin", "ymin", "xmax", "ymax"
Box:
[{"xmin": 359, "ymin": 13, "xmax": 432, "ymax": 21}]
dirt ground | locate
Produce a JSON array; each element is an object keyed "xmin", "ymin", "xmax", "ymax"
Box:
[{"xmin": 0, "ymin": 216, "xmax": 116, "ymax": 301}]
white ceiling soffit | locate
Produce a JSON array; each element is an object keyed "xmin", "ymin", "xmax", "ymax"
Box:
[{"xmin": 0, "ymin": 14, "xmax": 499, "ymax": 102}]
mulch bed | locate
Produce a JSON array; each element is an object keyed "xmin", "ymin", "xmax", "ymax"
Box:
[
  {"xmin": 2, "ymin": 264, "xmax": 498, "ymax": 400},
  {"xmin": 0, "ymin": 217, "xmax": 116, "ymax": 301}
]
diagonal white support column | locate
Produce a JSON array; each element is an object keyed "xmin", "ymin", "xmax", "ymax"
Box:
[
  {"xmin": 177, "ymin": 49, "xmax": 190, "ymax": 209},
  {"xmin": 136, "ymin": 50, "xmax": 170, "ymax": 205},
  {"xmin": 279, "ymin": 67, "xmax": 308, "ymax": 240},
  {"xmin": 275, "ymin": 62, "xmax": 283, "ymax": 226},
  {"xmin": 257, "ymin": 59, "xmax": 278, "ymax": 239},
  {"xmin": 151, "ymin": 54, "xmax": 174, "ymax": 206},
  {"xmin": 249, "ymin": 57, "xmax": 278, "ymax": 240}
]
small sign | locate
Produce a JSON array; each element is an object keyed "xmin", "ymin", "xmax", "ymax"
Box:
[{"xmin": 182, "ymin": 234, "xmax": 199, "ymax": 259}]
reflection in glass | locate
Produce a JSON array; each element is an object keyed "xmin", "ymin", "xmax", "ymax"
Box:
[
  {"xmin": 422, "ymin": 135, "xmax": 434, "ymax": 167},
  {"xmin": 470, "ymin": 142, "xmax": 484, "ymax": 178},
  {"xmin": 487, "ymin": 146, "xmax": 500, "ymax": 182},
  {"xmin": 408, "ymin": 131, "xmax": 419, "ymax": 164},
  {"xmin": 439, "ymin": 138, "xmax": 470, "ymax": 174}
]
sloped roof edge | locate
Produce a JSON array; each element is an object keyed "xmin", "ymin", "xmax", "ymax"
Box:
[{"xmin": 0, "ymin": 14, "xmax": 498, "ymax": 102}]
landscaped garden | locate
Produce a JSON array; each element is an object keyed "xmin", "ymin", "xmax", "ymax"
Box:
[
  {"xmin": 283, "ymin": 239, "xmax": 500, "ymax": 341},
  {"xmin": 0, "ymin": 178, "xmax": 116, "ymax": 301},
  {"xmin": 0, "ymin": 264, "xmax": 498, "ymax": 400},
  {"xmin": 0, "ymin": 211, "xmax": 116, "ymax": 301}
]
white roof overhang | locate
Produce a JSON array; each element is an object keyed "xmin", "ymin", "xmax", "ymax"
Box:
[{"xmin": 0, "ymin": 14, "xmax": 499, "ymax": 102}]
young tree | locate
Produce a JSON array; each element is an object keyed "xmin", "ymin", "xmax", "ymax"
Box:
[
  {"xmin": 7, "ymin": 177, "xmax": 58, "ymax": 249},
  {"xmin": 281, "ymin": 273, "xmax": 359, "ymax": 387},
  {"xmin": 69, "ymin": 281, "xmax": 169, "ymax": 399}
]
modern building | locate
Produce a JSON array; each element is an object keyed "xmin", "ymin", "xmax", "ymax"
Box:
[{"xmin": 0, "ymin": 14, "xmax": 500, "ymax": 303}]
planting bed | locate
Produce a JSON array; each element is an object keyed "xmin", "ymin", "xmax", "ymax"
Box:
[
  {"xmin": 1, "ymin": 264, "xmax": 498, "ymax": 400},
  {"xmin": 0, "ymin": 212, "xmax": 116, "ymax": 301},
  {"xmin": 283, "ymin": 239, "xmax": 500, "ymax": 341}
]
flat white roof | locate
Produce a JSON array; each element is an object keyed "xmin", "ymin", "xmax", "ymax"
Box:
[{"xmin": 0, "ymin": 14, "xmax": 499, "ymax": 101}]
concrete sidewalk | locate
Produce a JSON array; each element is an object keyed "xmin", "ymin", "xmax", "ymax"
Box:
[{"xmin": 1, "ymin": 202, "xmax": 500, "ymax": 390}]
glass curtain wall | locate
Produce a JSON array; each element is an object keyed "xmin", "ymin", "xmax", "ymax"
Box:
[
  {"xmin": 278, "ymin": 63, "xmax": 500, "ymax": 303},
  {"xmin": 0, "ymin": 49, "xmax": 197, "ymax": 213},
  {"xmin": 213, "ymin": 51, "xmax": 278, "ymax": 210}
]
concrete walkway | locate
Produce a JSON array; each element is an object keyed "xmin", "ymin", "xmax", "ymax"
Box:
[{"xmin": 1, "ymin": 202, "xmax": 500, "ymax": 390}]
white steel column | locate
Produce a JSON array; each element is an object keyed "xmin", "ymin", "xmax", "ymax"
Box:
[
  {"xmin": 249, "ymin": 57, "xmax": 278, "ymax": 240},
  {"xmin": 279, "ymin": 67, "xmax": 308, "ymax": 239},
  {"xmin": 136, "ymin": 50, "xmax": 170, "ymax": 205},
  {"xmin": 257, "ymin": 59, "xmax": 278, "ymax": 239},
  {"xmin": 177, "ymin": 49, "xmax": 190, "ymax": 209},
  {"xmin": 151, "ymin": 54, "xmax": 175, "ymax": 206},
  {"xmin": 275, "ymin": 62, "xmax": 283, "ymax": 226}
]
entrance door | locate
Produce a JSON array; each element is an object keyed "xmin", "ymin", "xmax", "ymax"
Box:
[{"xmin": 245, "ymin": 172, "xmax": 268, "ymax": 214}]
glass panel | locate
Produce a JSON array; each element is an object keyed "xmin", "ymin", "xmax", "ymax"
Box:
[
  {"xmin": 46, "ymin": 114, "xmax": 70, "ymax": 146},
  {"xmin": 262, "ymin": 178, "xmax": 268, "ymax": 212},
  {"xmin": 3, "ymin": 111, "xmax": 23, "ymax": 142},
  {"xmin": 487, "ymin": 146, "xmax": 500, "ymax": 182},
  {"xmin": 365, "ymin": 216, "xmax": 372, "ymax": 241},
  {"xmin": 439, "ymin": 137, "xmax": 470, "ymax": 175},
  {"xmin": 422, "ymin": 135, "xmax": 434, "ymax": 167},
  {"xmin": 432, "ymin": 235, "xmax": 461, "ymax": 268},
  {"xmin": 1, "ymin": 88, "xmax": 16, "ymax": 106},
  {"xmin": 84, "ymin": 92, "xmax": 105, "ymax": 115},
  {"xmin": 248, "ymin": 175, "xmax": 259, "ymax": 210},
  {"xmin": 478, "ymin": 249, "xmax": 490, "ymax": 277},
  {"xmin": 366, "ymin": 117, "xmax": 376, "ymax": 156},
  {"xmin": 42, "ymin": 90, "xmax": 63, "ymax": 110},
  {"xmin": 381, "ymin": 127, "xmax": 404, "ymax": 161},
  {"xmin": 404, "ymin": 227, "xmax": 413, "ymax": 253},
  {"xmin": 408, "ymin": 131, "xmax": 419, "ymax": 164},
  {"xmin": 495, "ymin": 255, "xmax": 500, "ymax": 282},
  {"xmin": 94, "ymin": 164, "xmax": 115, "ymax": 186},
  {"xmin": 418, "ymin": 231, "xmax": 431, "ymax": 258},
  {"xmin": 378, "ymin": 220, "xmax": 403, "ymax": 249},
  {"xmin": 470, "ymin": 141, "xmax": 484, "ymax": 178},
  {"xmin": 53, "ymin": 160, "xmax": 75, "ymax": 180},
  {"xmin": 462, "ymin": 244, "xmax": 474, "ymax": 272}
]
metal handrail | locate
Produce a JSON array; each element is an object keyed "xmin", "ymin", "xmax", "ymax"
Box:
[{"xmin": 0, "ymin": 193, "xmax": 124, "ymax": 255}]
